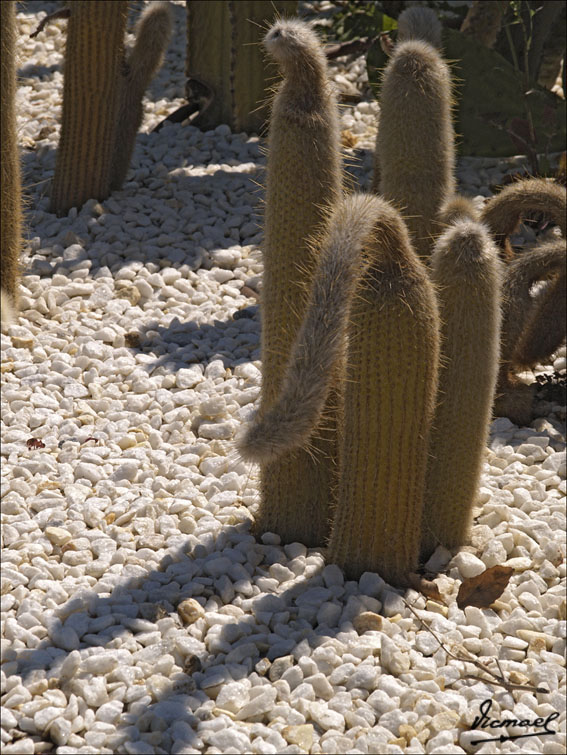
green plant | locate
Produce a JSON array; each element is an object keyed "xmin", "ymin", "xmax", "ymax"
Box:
[
  {"xmin": 1, "ymin": 0, "xmax": 21, "ymax": 326},
  {"xmin": 366, "ymin": 6, "xmax": 566, "ymax": 160}
]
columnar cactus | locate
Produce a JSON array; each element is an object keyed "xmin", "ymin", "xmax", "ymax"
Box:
[
  {"xmin": 186, "ymin": 1, "xmax": 297, "ymax": 133},
  {"xmin": 326, "ymin": 200, "xmax": 441, "ymax": 585},
  {"xmin": 248, "ymin": 19, "xmax": 342, "ymax": 546},
  {"xmin": 480, "ymin": 178, "xmax": 567, "ymax": 261},
  {"xmin": 421, "ymin": 220, "xmax": 502, "ymax": 557},
  {"xmin": 372, "ymin": 9, "xmax": 455, "ymax": 258},
  {"xmin": 1, "ymin": 1, "xmax": 21, "ymax": 327},
  {"xmin": 50, "ymin": 2, "xmax": 128, "ymax": 215},
  {"xmin": 50, "ymin": 2, "xmax": 172, "ymax": 215}
]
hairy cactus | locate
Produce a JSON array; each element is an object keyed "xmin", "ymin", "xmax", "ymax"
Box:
[
  {"xmin": 51, "ymin": 2, "xmax": 172, "ymax": 215},
  {"xmin": 421, "ymin": 220, "xmax": 502, "ymax": 558},
  {"xmin": 249, "ymin": 19, "xmax": 342, "ymax": 546},
  {"xmin": 372, "ymin": 27, "xmax": 455, "ymax": 258},
  {"xmin": 494, "ymin": 240, "xmax": 566, "ymax": 425},
  {"xmin": 438, "ymin": 195, "xmax": 480, "ymax": 225},
  {"xmin": 480, "ymin": 178, "xmax": 567, "ymax": 261},
  {"xmin": 186, "ymin": 1, "xmax": 297, "ymax": 133},
  {"xmin": 239, "ymin": 194, "xmax": 384, "ymax": 463},
  {"xmin": 397, "ymin": 5, "xmax": 442, "ymax": 49},
  {"xmin": 326, "ymin": 199, "xmax": 441, "ymax": 585},
  {"xmin": 50, "ymin": 2, "xmax": 128, "ymax": 215},
  {"xmin": 111, "ymin": 2, "xmax": 173, "ymax": 190},
  {"xmin": 515, "ymin": 269, "xmax": 566, "ymax": 368},
  {"xmin": 1, "ymin": 1, "xmax": 22, "ymax": 327}
]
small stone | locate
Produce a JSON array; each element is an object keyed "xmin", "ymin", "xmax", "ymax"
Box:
[
  {"xmin": 451, "ymin": 552, "xmax": 485, "ymax": 578},
  {"xmin": 177, "ymin": 598, "xmax": 205, "ymax": 625},
  {"xmin": 45, "ymin": 526, "xmax": 72, "ymax": 546},
  {"xmin": 380, "ymin": 635, "xmax": 410, "ymax": 675},
  {"xmin": 353, "ymin": 612, "xmax": 384, "ymax": 633},
  {"xmin": 235, "ymin": 686, "xmax": 277, "ymax": 720},
  {"xmin": 309, "ymin": 702, "xmax": 345, "ymax": 733},
  {"xmin": 282, "ymin": 724, "xmax": 314, "ymax": 750},
  {"xmin": 269, "ymin": 656, "xmax": 294, "ymax": 682}
]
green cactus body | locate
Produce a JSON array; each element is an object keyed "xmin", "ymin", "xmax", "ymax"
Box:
[
  {"xmin": 421, "ymin": 220, "xmax": 502, "ymax": 558},
  {"xmin": 110, "ymin": 1, "xmax": 173, "ymax": 190},
  {"xmin": 254, "ymin": 19, "xmax": 342, "ymax": 546},
  {"xmin": 50, "ymin": 2, "xmax": 128, "ymax": 216},
  {"xmin": 326, "ymin": 200, "xmax": 440, "ymax": 586},
  {"xmin": 373, "ymin": 39, "xmax": 455, "ymax": 258},
  {"xmin": 1, "ymin": 1, "xmax": 21, "ymax": 325},
  {"xmin": 481, "ymin": 179, "xmax": 567, "ymax": 261}
]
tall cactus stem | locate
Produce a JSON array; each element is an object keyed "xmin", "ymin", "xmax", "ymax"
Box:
[
  {"xmin": 421, "ymin": 220, "xmax": 502, "ymax": 558},
  {"xmin": 1, "ymin": 1, "xmax": 22, "ymax": 327},
  {"xmin": 50, "ymin": 2, "xmax": 128, "ymax": 216},
  {"xmin": 372, "ymin": 37, "xmax": 455, "ymax": 258},
  {"xmin": 326, "ymin": 199, "xmax": 440, "ymax": 586},
  {"xmin": 252, "ymin": 19, "xmax": 342, "ymax": 546}
]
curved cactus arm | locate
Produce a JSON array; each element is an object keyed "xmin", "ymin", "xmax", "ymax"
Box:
[
  {"xmin": 110, "ymin": 1, "xmax": 173, "ymax": 190},
  {"xmin": 238, "ymin": 194, "xmax": 382, "ymax": 464},
  {"xmin": 480, "ymin": 178, "xmax": 567, "ymax": 261}
]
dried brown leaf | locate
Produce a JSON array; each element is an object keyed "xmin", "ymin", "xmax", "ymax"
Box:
[{"xmin": 456, "ymin": 565, "xmax": 514, "ymax": 609}]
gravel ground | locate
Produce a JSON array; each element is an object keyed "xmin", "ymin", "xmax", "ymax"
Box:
[{"xmin": 1, "ymin": 2, "xmax": 566, "ymax": 755}]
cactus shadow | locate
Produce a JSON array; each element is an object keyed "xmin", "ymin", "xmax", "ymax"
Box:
[
  {"xmin": 18, "ymin": 61, "xmax": 61, "ymax": 80},
  {"xmin": 8, "ymin": 515, "xmax": 402, "ymax": 751},
  {"xmin": 132, "ymin": 307, "xmax": 260, "ymax": 373}
]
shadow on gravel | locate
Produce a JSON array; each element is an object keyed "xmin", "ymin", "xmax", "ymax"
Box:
[
  {"xmin": 134, "ymin": 308, "xmax": 260, "ymax": 373},
  {"xmin": 22, "ymin": 160, "xmax": 263, "ymax": 282},
  {"xmin": 18, "ymin": 61, "xmax": 61, "ymax": 80},
  {"xmin": 9, "ymin": 519, "xmax": 399, "ymax": 753}
]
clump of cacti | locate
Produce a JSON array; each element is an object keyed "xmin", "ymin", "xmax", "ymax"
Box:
[
  {"xmin": 421, "ymin": 219, "xmax": 502, "ymax": 558},
  {"xmin": 372, "ymin": 8, "xmax": 455, "ymax": 258},
  {"xmin": 1, "ymin": 1, "xmax": 22, "ymax": 327},
  {"xmin": 50, "ymin": 1, "xmax": 172, "ymax": 216},
  {"xmin": 242, "ymin": 18, "xmax": 343, "ymax": 547},
  {"xmin": 240, "ymin": 10, "xmax": 565, "ymax": 584}
]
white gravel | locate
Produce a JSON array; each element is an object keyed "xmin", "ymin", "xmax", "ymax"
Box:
[{"xmin": 2, "ymin": 2, "xmax": 566, "ymax": 755}]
